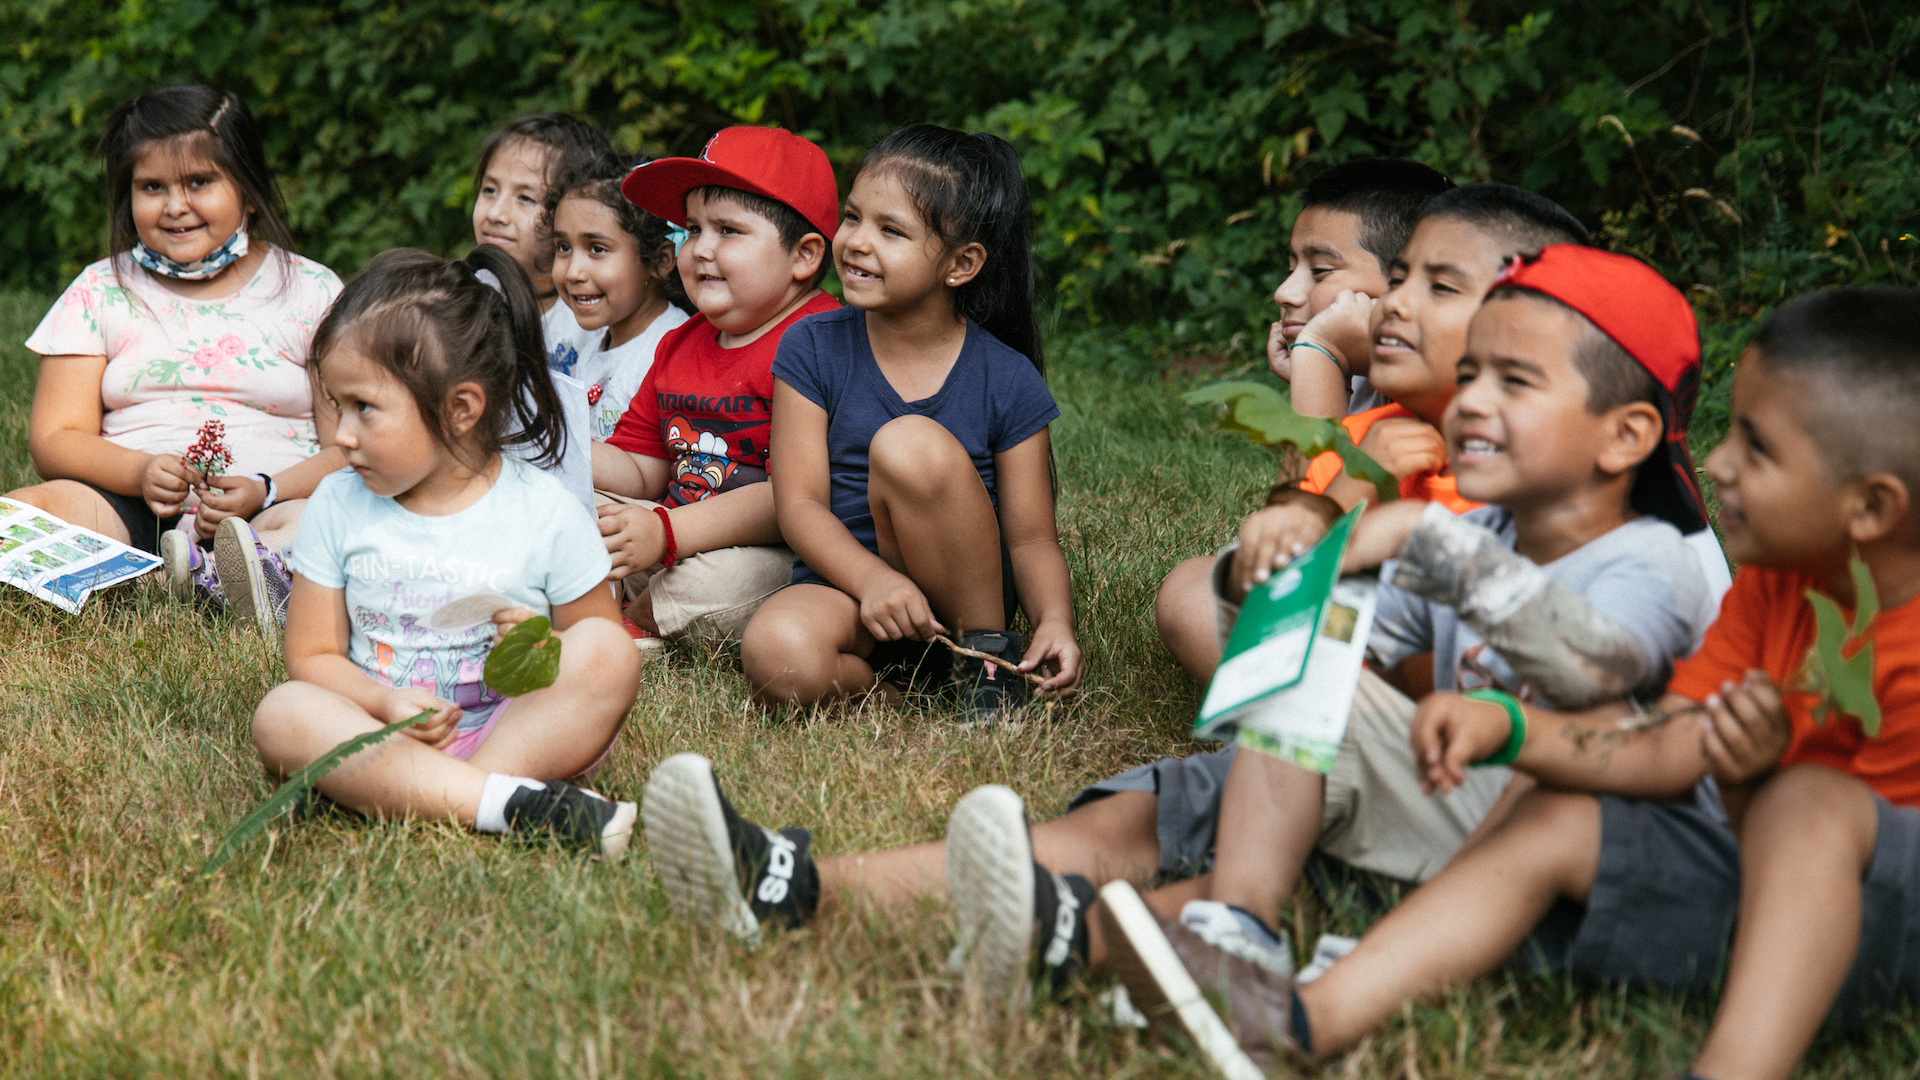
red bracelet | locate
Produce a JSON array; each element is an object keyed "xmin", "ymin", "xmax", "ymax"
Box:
[{"xmin": 651, "ymin": 505, "xmax": 677, "ymax": 568}]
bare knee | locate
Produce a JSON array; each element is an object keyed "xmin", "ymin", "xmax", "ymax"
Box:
[
  {"xmin": 252, "ymin": 682, "xmax": 326, "ymax": 766},
  {"xmin": 869, "ymin": 416, "xmax": 971, "ymax": 498},
  {"xmin": 563, "ymin": 616, "xmax": 642, "ymax": 698},
  {"xmin": 1490, "ymin": 787, "xmax": 1603, "ymax": 900},
  {"xmin": 1032, "ymin": 790, "xmax": 1162, "ymax": 884},
  {"xmin": 742, "ymin": 608, "xmax": 848, "ymax": 704},
  {"xmin": 1743, "ymin": 764, "xmax": 1878, "ymax": 861},
  {"xmin": 9, "ymin": 481, "xmax": 127, "ymax": 540}
]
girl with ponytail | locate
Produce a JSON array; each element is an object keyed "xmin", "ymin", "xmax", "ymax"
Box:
[
  {"xmin": 250, "ymin": 245, "xmax": 642, "ymax": 857},
  {"xmin": 738, "ymin": 123, "xmax": 1082, "ymax": 720}
]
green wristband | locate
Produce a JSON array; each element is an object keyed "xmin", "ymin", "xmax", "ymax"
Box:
[
  {"xmin": 1464, "ymin": 688, "xmax": 1526, "ymax": 767},
  {"xmin": 1289, "ymin": 339, "xmax": 1348, "ymax": 376}
]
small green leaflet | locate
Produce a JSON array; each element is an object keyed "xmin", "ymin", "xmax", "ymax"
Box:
[
  {"xmin": 201, "ymin": 710, "xmax": 432, "ymax": 875},
  {"xmin": 483, "ymin": 616, "xmax": 563, "ymax": 697},
  {"xmin": 204, "ymin": 618, "xmax": 567, "ymax": 877},
  {"xmin": 1800, "ymin": 555, "xmax": 1882, "ymax": 737},
  {"xmin": 1182, "ymin": 381, "xmax": 1397, "ymax": 504}
]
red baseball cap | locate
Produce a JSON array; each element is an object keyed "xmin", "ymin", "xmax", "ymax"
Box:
[
  {"xmin": 1489, "ymin": 244, "xmax": 1709, "ymax": 534},
  {"xmin": 621, "ymin": 126, "xmax": 839, "ymax": 240}
]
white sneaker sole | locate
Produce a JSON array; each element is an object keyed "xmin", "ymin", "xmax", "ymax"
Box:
[
  {"xmin": 598, "ymin": 800, "xmax": 639, "ymax": 861},
  {"xmin": 642, "ymin": 753, "xmax": 760, "ymax": 943},
  {"xmin": 160, "ymin": 529, "xmax": 194, "ymax": 601},
  {"xmin": 946, "ymin": 784, "xmax": 1035, "ymax": 1016},
  {"xmin": 213, "ymin": 517, "xmax": 272, "ymax": 631},
  {"xmin": 1097, "ymin": 881, "xmax": 1265, "ymax": 1080}
]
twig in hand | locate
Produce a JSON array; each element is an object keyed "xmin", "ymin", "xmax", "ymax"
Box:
[{"xmin": 932, "ymin": 634, "xmax": 1048, "ymax": 688}]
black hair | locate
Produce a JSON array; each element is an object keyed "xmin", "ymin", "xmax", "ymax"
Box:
[
  {"xmin": 688, "ymin": 185, "xmax": 818, "ymax": 253},
  {"xmin": 1486, "ymin": 286, "xmax": 1661, "ymax": 415},
  {"xmin": 1420, "ymin": 182, "xmax": 1591, "ymax": 254},
  {"xmin": 549, "ymin": 154, "xmax": 689, "ymax": 309},
  {"xmin": 1751, "ymin": 287, "xmax": 1920, "ymax": 501},
  {"xmin": 1300, "ymin": 159, "xmax": 1454, "ymax": 274},
  {"xmin": 473, "ymin": 114, "xmax": 615, "ymax": 275},
  {"xmin": 852, "ymin": 123, "xmax": 1043, "ymax": 373},
  {"xmin": 310, "ymin": 245, "xmax": 566, "ymax": 472},
  {"xmin": 97, "ymin": 85, "xmax": 295, "ymax": 287}
]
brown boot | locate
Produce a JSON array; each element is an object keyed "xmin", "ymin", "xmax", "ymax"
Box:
[{"xmin": 1097, "ymin": 881, "xmax": 1313, "ymax": 1077}]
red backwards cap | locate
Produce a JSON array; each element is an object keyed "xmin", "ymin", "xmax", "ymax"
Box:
[
  {"xmin": 621, "ymin": 126, "xmax": 840, "ymax": 240},
  {"xmin": 1490, "ymin": 244, "xmax": 1709, "ymax": 534}
]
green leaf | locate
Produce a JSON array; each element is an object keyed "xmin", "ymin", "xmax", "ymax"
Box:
[
  {"xmin": 1802, "ymin": 555, "xmax": 1883, "ymax": 737},
  {"xmin": 201, "ymin": 710, "xmax": 432, "ymax": 876},
  {"xmin": 483, "ymin": 616, "xmax": 563, "ymax": 697},
  {"xmin": 1182, "ymin": 381, "xmax": 1396, "ymax": 503},
  {"xmin": 1849, "ymin": 557, "xmax": 1880, "ymax": 639}
]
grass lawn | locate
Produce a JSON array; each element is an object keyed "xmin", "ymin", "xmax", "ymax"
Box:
[{"xmin": 0, "ymin": 291, "xmax": 1912, "ymax": 1078}]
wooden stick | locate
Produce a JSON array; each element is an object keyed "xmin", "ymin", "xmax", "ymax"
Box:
[{"xmin": 932, "ymin": 634, "xmax": 1049, "ymax": 688}]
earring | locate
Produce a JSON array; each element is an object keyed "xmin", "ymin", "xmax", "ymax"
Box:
[{"xmin": 948, "ymin": 278, "xmax": 957, "ymax": 285}]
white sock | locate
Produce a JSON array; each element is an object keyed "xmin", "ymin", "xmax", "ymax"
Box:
[{"xmin": 475, "ymin": 773, "xmax": 547, "ymax": 833}]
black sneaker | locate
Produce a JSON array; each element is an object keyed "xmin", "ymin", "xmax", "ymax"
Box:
[
  {"xmin": 642, "ymin": 753, "xmax": 820, "ymax": 943},
  {"xmin": 953, "ymin": 630, "xmax": 1029, "ymax": 724},
  {"xmin": 502, "ymin": 780, "xmax": 638, "ymax": 860},
  {"xmin": 946, "ymin": 784, "xmax": 1094, "ymax": 1014}
]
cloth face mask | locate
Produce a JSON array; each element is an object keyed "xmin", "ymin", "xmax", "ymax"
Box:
[{"xmin": 130, "ymin": 227, "xmax": 249, "ymax": 281}]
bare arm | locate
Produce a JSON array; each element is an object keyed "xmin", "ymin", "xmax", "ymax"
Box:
[
  {"xmin": 1412, "ymin": 689, "xmax": 1709, "ymax": 800},
  {"xmin": 194, "ymin": 388, "xmax": 348, "ymax": 536},
  {"xmin": 283, "ymin": 572, "xmax": 463, "ymax": 748},
  {"xmin": 994, "ymin": 429, "xmax": 1082, "ymax": 694},
  {"xmin": 1287, "ymin": 349, "xmax": 1351, "ymax": 419},
  {"xmin": 28, "ymin": 354, "xmax": 197, "ymax": 514},
  {"xmin": 591, "ymin": 442, "xmax": 672, "ymax": 500},
  {"xmin": 599, "ymin": 481, "xmax": 781, "ymax": 578}
]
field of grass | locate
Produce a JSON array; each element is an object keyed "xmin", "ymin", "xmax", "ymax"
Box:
[{"xmin": 0, "ymin": 291, "xmax": 1913, "ymax": 1078}]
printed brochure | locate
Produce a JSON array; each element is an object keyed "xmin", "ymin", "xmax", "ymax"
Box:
[
  {"xmin": 1195, "ymin": 504, "xmax": 1379, "ymax": 773},
  {"xmin": 0, "ymin": 498, "xmax": 161, "ymax": 613}
]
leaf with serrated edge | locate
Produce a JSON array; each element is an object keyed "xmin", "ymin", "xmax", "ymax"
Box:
[
  {"xmin": 201, "ymin": 710, "xmax": 432, "ymax": 876},
  {"xmin": 483, "ymin": 615, "xmax": 563, "ymax": 697},
  {"xmin": 1181, "ymin": 382, "xmax": 1396, "ymax": 502}
]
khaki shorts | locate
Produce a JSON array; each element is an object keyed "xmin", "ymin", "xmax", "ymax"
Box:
[{"xmin": 594, "ymin": 490, "xmax": 793, "ymax": 641}]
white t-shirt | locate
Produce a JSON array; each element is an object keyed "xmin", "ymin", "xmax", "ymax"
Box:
[
  {"xmin": 541, "ymin": 303, "xmax": 599, "ymax": 376},
  {"xmin": 24, "ymin": 251, "xmax": 342, "ymax": 476},
  {"xmin": 290, "ymin": 456, "xmax": 610, "ymax": 732},
  {"xmin": 545, "ymin": 302, "xmax": 691, "ymax": 441}
]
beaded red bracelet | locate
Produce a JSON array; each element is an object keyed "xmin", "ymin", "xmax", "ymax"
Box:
[{"xmin": 652, "ymin": 505, "xmax": 678, "ymax": 568}]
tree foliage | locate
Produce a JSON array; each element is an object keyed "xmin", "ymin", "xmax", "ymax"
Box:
[{"xmin": 3, "ymin": 0, "xmax": 1915, "ymax": 346}]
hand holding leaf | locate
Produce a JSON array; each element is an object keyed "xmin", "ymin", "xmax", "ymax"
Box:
[{"xmin": 1182, "ymin": 381, "xmax": 1396, "ymax": 504}]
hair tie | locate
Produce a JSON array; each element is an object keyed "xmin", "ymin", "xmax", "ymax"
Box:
[{"xmin": 472, "ymin": 268, "xmax": 504, "ymax": 294}]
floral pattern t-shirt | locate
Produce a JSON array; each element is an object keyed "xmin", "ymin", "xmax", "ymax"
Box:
[{"xmin": 24, "ymin": 251, "xmax": 342, "ymax": 477}]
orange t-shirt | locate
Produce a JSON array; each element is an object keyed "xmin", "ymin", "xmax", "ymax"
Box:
[
  {"xmin": 1667, "ymin": 567, "xmax": 1920, "ymax": 808},
  {"xmin": 1299, "ymin": 403, "xmax": 1480, "ymax": 513}
]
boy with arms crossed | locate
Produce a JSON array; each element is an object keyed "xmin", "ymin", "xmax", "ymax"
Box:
[
  {"xmin": 592, "ymin": 128, "xmax": 840, "ymax": 647},
  {"xmin": 1102, "ymin": 281, "xmax": 1920, "ymax": 1080}
]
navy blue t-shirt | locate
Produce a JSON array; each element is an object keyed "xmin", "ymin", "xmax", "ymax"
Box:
[{"xmin": 772, "ymin": 306, "xmax": 1060, "ymax": 587}]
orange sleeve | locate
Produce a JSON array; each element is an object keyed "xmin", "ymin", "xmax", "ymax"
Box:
[{"xmin": 1668, "ymin": 568, "xmax": 1776, "ymax": 703}]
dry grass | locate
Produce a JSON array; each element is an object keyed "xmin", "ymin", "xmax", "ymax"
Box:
[{"xmin": 0, "ymin": 294, "xmax": 1913, "ymax": 1077}]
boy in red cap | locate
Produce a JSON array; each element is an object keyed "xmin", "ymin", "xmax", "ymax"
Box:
[
  {"xmin": 1089, "ymin": 244, "xmax": 1729, "ymax": 1068},
  {"xmin": 591, "ymin": 127, "xmax": 841, "ymax": 647}
]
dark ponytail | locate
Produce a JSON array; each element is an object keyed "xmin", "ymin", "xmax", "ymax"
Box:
[
  {"xmin": 311, "ymin": 245, "xmax": 567, "ymax": 471},
  {"xmin": 854, "ymin": 123, "xmax": 1043, "ymax": 375}
]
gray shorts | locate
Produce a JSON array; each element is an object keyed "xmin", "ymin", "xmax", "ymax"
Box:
[{"xmin": 1523, "ymin": 781, "xmax": 1920, "ymax": 1029}]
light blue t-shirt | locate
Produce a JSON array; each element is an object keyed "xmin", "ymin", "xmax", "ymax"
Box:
[{"xmin": 291, "ymin": 456, "xmax": 611, "ymax": 730}]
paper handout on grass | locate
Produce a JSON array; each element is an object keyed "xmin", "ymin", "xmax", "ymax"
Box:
[
  {"xmin": 1195, "ymin": 504, "xmax": 1379, "ymax": 774},
  {"xmin": 0, "ymin": 497, "xmax": 161, "ymax": 612}
]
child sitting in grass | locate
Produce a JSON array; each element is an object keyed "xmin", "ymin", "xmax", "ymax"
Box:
[
  {"xmin": 1104, "ymin": 285, "xmax": 1920, "ymax": 1080},
  {"xmin": 1159, "ymin": 183, "xmax": 1590, "ymax": 681},
  {"xmin": 737, "ymin": 123, "xmax": 1081, "ymax": 717},
  {"xmin": 545, "ymin": 153, "xmax": 690, "ymax": 443},
  {"xmin": 590, "ymin": 126, "xmax": 841, "ymax": 649},
  {"xmin": 252, "ymin": 246, "xmax": 641, "ymax": 858}
]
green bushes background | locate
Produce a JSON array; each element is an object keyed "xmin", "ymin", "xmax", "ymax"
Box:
[{"xmin": 3, "ymin": 0, "xmax": 1916, "ymax": 352}]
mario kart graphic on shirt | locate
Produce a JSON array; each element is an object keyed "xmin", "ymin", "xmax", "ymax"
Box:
[{"xmin": 662, "ymin": 413, "xmax": 768, "ymax": 504}]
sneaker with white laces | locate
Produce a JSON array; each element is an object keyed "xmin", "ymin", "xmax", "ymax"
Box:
[
  {"xmin": 161, "ymin": 528, "xmax": 226, "ymax": 610},
  {"xmin": 945, "ymin": 784, "xmax": 1095, "ymax": 1014},
  {"xmin": 1178, "ymin": 899, "xmax": 1294, "ymax": 977},
  {"xmin": 214, "ymin": 517, "xmax": 290, "ymax": 631},
  {"xmin": 642, "ymin": 753, "xmax": 820, "ymax": 944},
  {"xmin": 500, "ymin": 779, "xmax": 637, "ymax": 860}
]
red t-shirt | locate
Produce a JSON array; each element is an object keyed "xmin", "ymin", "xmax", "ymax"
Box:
[
  {"xmin": 1299, "ymin": 403, "xmax": 1479, "ymax": 514},
  {"xmin": 1667, "ymin": 567, "xmax": 1920, "ymax": 808},
  {"xmin": 606, "ymin": 292, "xmax": 840, "ymax": 507}
]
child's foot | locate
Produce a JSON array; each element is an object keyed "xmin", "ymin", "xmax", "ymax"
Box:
[
  {"xmin": 214, "ymin": 518, "xmax": 290, "ymax": 631},
  {"xmin": 945, "ymin": 784, "xmax": 1094, "ymax": 1012},
  {"xmin": 1097, "ymin": 881, "xmax": 1307, "ymax": 1078},
  {"xmin": 1295, "ymin": 933, "xmax": 1357, "ymax": 984},
  {"xmin": 161, "ymin": 529, "xmax": 225, "ymax": 609},
  {"xmin": 621, "ymin": 617, "xmax": 667, "ymax": 653},
  {"xmin": 953, "ymin": 630, "xmax": 1029, "ymax": 724},
  {"xmin": 641, "ymin": 753, "xmax": 820, "ymax": 944},
  {"xmin": 1177, "ymin": 899, "xmax": 1294, "ymax": 977},
  {"xmin": 501, "ymin": 780, "xmax": 637, "ymax": 859}
]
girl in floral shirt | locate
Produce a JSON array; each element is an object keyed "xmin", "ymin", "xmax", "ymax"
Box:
[{"xmin": 17, "ymin": 85, "xmax": 343, "ymax": 631}]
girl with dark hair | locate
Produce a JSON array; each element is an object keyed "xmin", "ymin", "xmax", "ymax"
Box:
[
  {"xmin": 14, "ymin": 84, "xmax": 343, "ymax": 630},
  {"xmin": 546, "ymin": 154, "xmax": 690, "ymax": 439},
  {"xmin": 738, "ymin": 123, "xmax": 1082, "ymax": 719},
  {"xmin": 250, "ymin": 244, "xmax": 641, "ymax": 857}
]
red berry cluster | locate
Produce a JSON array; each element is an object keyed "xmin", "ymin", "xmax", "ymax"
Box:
[{"xmin": 183, "ymin": 419, "xmax": 233, "ymax": 479}]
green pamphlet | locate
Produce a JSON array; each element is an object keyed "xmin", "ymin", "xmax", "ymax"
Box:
[{"xmin": 1194, "ymin": 504, "xmax": 1379, "ymax": 773}]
